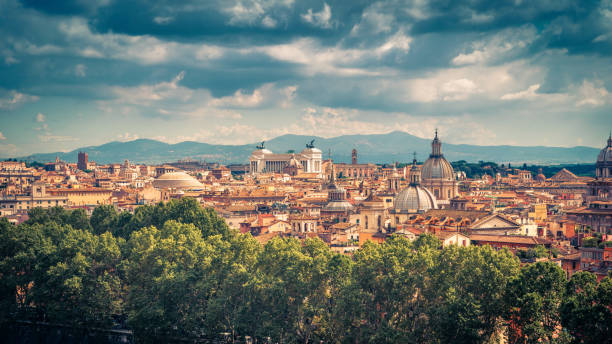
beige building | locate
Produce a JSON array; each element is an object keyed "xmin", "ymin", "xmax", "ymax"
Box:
[
  {"xmin": 48, "ymin": 187, "xmax": 113, "ymax": 206},
  {"xmin": 0, "ymin": 182, "xmax": 68, "ymax": 214}
]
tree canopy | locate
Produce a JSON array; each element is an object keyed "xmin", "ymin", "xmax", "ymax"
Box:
[{"xmin": 1, "ymin": 200, "xmax": 610, "ymax": 343}]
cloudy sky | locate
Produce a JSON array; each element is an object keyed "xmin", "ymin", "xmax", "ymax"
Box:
[{"xmin": 1, "ymin": 0, "xmax": 611, "ymax": 157}]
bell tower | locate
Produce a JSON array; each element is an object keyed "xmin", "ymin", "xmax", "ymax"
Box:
[{"xmin": 351, "ymin": 148, "xmax": 358, "ymax": 165}]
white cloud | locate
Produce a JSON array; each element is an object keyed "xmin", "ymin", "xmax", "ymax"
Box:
[
  {"xmin": 452, "ymin": 25, "xmax": 537, "ymax": 66},
  {"xmin": 261, "ymin": 16, "xmax": 277, "ymax": 28},
  {"xmin": 350, "ymin": 4, "xmax": 394, "ymax": 36},
  {"xmin": 226, "ymin": 0, "xmax": 265, "ymax": 25},
  {"xmin": 36, "ymin": 113, "xmax": 46, "ymax": 122},
  {"xmin": 38, "ymin": 134, "xmax": 79, "ymax": 142},
  {"xmin": 75, "ymin": 64, "xmax": 87, "ymax": 77},
  {"xmin": 501, "ymin": 84, "xmax": 541, "ymax": 100},
  {"xmin": 107, "ymin": 71, "xmax": 193, "ymax": 106},
  {"xmin": 400, "ymin": 60, "xmax": 542, "ymax": 103},
  {"xmin": 153, "ymin": 16, "xmax": 174, "ymax": 25},
  {"xmin": 0, "ymin": 90, "xmax": 39, "ymax": 110},
  {"xmin": 258, "ymin": 38, "xmax": 393, "ymax": 76},
  {"xmin": 440, "ymin": 78, "xmax": 481, "ymax": 101},
  {"xmin": 576, "ymin": 80, "xmax": 610, "ymax": 106},
  {"xmin": 209, "ymin": 86, "xmax": 268, "ymax": 108},
  {"xmin": 117, "ymin": 132, "xmax": 140, "ymax": 142},
  {"xmin": 375, "ymin": 31, "xmax": 412, "ymax": 56},
  {"xmin": 208, "ymin": 83, "xmax": 298, "ymax": 108},
  {"xmin": 301, "ymin": 3, "xmax": 333, "ymax": 29}
]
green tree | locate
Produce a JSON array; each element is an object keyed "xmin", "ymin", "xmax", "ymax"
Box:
[
  {"xmin": 129, "ymin": 198, "xmax": 231, "ymax": 239},
  {"xmin": 505, "ymin": 261, "xmax": 566, "ymax": 344},
  {"xmin": 561, "ymin": 272, "xmax": 612, "ymax": 343},
  {"xmin": 0, "ymin": 221, "xmax": 123, "ymax": 327},
  {"xmin": 254, "ymin": 237, "xmax": 341, "ymax": 343},
  {"xmin": 124, "ymin": 220, "xmax": 229, "ymax": 340},
  {"xmin": 90, "ymin": 204, "xmax": 119, "ymax": 235},
  {"xmin": 429, "ymin": 245, "xmax": 520, "ymax": 343}
]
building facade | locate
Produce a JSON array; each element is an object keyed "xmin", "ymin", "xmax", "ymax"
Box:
[
  {"xmin": 249, "ymin": 141, "xmax": 322, "ymax": 176},
  {"xmin": 334, "ymin": 149, "xmax": 377, "ymax": 179}
]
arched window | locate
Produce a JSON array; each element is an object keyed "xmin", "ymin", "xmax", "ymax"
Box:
[
  {"xmin": 365, "ymin": 216, "xmax": 368, "ymax": 229},
  {"xmin": 377, "ymin": 216, "xmax": 381, "ymax": 229}
]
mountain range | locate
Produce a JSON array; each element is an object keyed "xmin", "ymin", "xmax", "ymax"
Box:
[{"xmin": 17, "ymin": 131, "xmax": 601, "ymax": 165}]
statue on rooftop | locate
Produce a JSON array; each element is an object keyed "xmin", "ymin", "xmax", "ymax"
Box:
[{"xmin": 306, "ymin": 139, "xmax": 315, "ymax": 149}]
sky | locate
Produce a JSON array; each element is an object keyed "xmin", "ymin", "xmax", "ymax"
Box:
[{"xmin": 0, "ymin": 0, "xmax": 611, "ymax": 158}]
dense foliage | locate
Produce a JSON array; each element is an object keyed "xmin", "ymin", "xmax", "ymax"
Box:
[{"xmin": 1, "ymin": 199, "xmax": 610, "ymax": 343}]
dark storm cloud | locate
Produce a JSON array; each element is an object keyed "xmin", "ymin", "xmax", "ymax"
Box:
[{"xmin": 2, "ymin": 0, "xmax": 612, "ymax": 111}]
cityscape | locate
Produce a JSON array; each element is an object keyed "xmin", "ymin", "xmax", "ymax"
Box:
[{"xmin": 1, "ymin": 1, "xmax": 611, "ymax": 343}]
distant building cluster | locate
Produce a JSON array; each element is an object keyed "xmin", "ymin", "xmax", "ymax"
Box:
[{"xmin": 1, "ymin": 132, "xmax": 611, "ymax": 279}]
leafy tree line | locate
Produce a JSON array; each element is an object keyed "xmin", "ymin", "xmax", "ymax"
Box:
[{"xmin": 1, "ymin": 198, "xmax": 610, "ymax": 343}]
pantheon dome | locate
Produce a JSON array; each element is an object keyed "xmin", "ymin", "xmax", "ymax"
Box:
[
  {"xmin": 153, "ymin": 171, "xmax": 204, "ymax": 189},
  {"xmin": 596, "ymin": 134, "xmax": 612, "ymax": 179}
]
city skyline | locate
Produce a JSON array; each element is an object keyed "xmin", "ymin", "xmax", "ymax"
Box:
[{"xmin": 1, "ymin": 0, "xmax": 612, "ymax": 158}]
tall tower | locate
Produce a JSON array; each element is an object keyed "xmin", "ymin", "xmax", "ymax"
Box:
[
  {"xmin": 77, "ymin": 151, "xmax": 88, "ymax": 170},
  {"xmin": 352, "ymin": 148, "xmax": 358, "ymax": 165}
]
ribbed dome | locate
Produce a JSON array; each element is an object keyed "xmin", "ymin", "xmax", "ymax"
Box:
[
  {"xmin": 153, "ymin": 171, "xmax": 203, "ymax": 189},
  {"xmin": 422, "ymin": 157, "xmax": 454, "ymax": 180},
  {"xmin": 597, "ymin": 136, "xmax": 612, "ymax": 163},
  {"xmin": 596, "ymin": 135, "xmax": 612, "ymax": 179},
  {"xmin": 394, "ymin": 185, "xmax": 438, "ymax": 213},
  {"xmin": 422, "ymin": 131, "xmax": 455, "ymax": 181}
]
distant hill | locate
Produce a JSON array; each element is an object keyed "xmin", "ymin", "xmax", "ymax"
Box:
[{"xmin": 16, "ymin": 131, "xmax": 601, "ymax": 165}]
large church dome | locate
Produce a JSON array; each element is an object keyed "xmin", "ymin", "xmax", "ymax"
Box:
[
  {"xmin": 421, "ymin": 130, "xmax": 455, "ymax": 181},
  {"xmin": 596, "ymin": 134, "xmax": 612, "ymax": 178}
]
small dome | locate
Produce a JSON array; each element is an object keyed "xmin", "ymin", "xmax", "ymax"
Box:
[
  {"xmin": 394, "ymin": 185, "xmax": 438, "ymax": 213},
  {"xmin": 153, "ymin": 171, "xmax": 203, "ymax": 189},
  {"xmin": 422, "ymin": 157, "xmax": 454, "ymax": 180},
  {"xmin": 324, "ymin": 200, "xmax": 354, "ymax": 212}
]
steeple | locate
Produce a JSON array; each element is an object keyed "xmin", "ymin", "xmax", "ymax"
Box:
[
  {"xmin": 431, "ymin": 129, "xmax": 442, "ymax": 157},
  {"xmin": 608, "ymin": 130, "xmax": 612, "ymax": 147}
]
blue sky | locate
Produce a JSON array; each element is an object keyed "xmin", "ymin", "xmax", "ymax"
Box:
[{"xmin": 0, "ymin": 0, "xmax": 611, "ymax": 157}]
